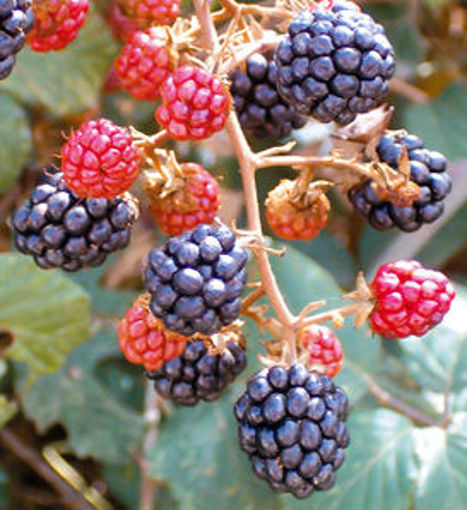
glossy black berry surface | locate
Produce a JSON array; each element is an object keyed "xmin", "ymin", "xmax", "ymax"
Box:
[
  {"xmin": 348, "ymin": 132, "xmax": 452, "ymax": 232},
  {"xmin": 147, "ymin": 338, "xmax": 246, "ymax": 406},
  {"xmin": 0, "ymin": 0, "xmax": 34, "ymax": 80},
  {"xmin": 144, "ymin": 223, "xmax": 248, "ymax": 336},
  {"xmin": 230, "ymin": 52, "xmax": 307, "ymax": 139},
  {"xmin": 274, "ymin": 1, "xmax": 395, "ymax": 125},
  {"xmin": 11, "ymin": 172, "xmax": 138, "ymax": 271},
  {"xmin": 235, "ymin": 364, "xmax": 349, "ymax": 499}
]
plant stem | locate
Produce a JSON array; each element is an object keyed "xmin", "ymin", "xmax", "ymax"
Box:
[
  {"xmin": 299, "ymin": 302, "xmax": 363, "ymax": 328},
  {"xmin": 0, "ymin": 428, "xmax": 93, "ymax": 510}
]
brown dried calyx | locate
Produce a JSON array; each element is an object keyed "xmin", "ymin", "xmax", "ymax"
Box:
[{"xmin": 198, "ymin": 321, "xmax": 246, "ymax": 356}]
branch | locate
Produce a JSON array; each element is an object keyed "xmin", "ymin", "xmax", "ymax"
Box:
[{"xmin": 0, "ymin": 428, "xmax": 93, "ymax": 510}]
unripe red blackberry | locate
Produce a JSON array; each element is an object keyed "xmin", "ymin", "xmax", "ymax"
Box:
[
  {"xmin": 348, "ymin": 132, "xmax": 452, "ymax": 232},
  {"xmin": 155, "ymin": 66, "xmax": 232, "ymax": 141},
  {"xmin": 118, "ymin": 296, "xmax": 188, "ymax": 371},
  {"xmin": 0, "ymin": 0, "xmax": 34, "ymax": 80},
  {"xmin": 275, "ymin": 1, "xmax": 395, "ymax": 125},
  {"xmin": 300, "ymin": 325, "xmax": 343, "ymax": 378},
  {"xmin": 370, "ymin": 260, "xmax": 456, "ymax": 339},
  {"xmin": 235, "ymin": 364, "xmax": 349, "ymax": 499},
  {"xmin": 148, "ymin": 163, "xmax": 220, "ymax": 236},
  {"xmin": 115, "ymin": 27, "xmax": 176, "ymax": 102},
  {"xmin": 143, "ymin": 223, "xmax": 248, "ymax": 337},
  {"xmin": 230, "ymin": 53, "xmax": 307, "ymax": 139},
  {"xmin": 61, "ymin": 118, "xmax": 141, "ymax": 200},
  {"xmin": 106, "ymin": 0, "xmax": 138, "ymax": 42},
  {"xmin": 27, "ymin": 0, "xmax": 89, "ymax": 52},
  {"xmin": 11, "ymin": 172, "xmax": 138, "ymax": 272},
  {"xmin": 118, "ymin": 0, "xmax": 181, "ymax": 28},
  {"xmin": 147, "ymin": 333, "xmax": 246, "ymax": 406},
  {"xmin": 265, "ymin": 179, "xmax": 329, "ymax": 241}
]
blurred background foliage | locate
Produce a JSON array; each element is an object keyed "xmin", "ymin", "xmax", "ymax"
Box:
[{"xmin": 0, "ymin": 0, "xmax": 466, "ymax": 508}]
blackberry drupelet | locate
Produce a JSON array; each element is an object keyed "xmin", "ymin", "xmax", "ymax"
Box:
[
  {"xmin": 11, "ymin": 172, "xmax": 138, "ymax": 271},
  {"xmin": 348, "ymin": 132, "xmax": 452, "ymax": 232},
  {"xmin": 0, "ymin": 0, "xmax": 34, "ymax": 79},
  {"xmin": 274, "ymin": 1, "xmax": 395, "ymax": 125},
  {"xmin": 143, "ymin": 223, "xmax": 248, "ymax": 337},
  {"xmin": 235, "ymin": 364, "xmax": 350, "ymax": 499},
  {"xmin": 230, "ymin": 52, "xmax": 307, "ymax": 139},
  {"xmin": 146, "ymin": 337, "xmax": 246, "ymax": 406}
]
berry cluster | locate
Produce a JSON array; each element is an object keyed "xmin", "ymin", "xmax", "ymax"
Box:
[
  {"xmin": 275, "ymin": 1, "xmax": 395, "ymax": 125},
  {"xmin": 230, "ymin": 53, "xmax": 307, "ymax": 140},
  {"xmin": 156, "ymin": 66, "xmax": 232, "ymax": 141},
  {"xmin": 12, "ymin": 172, "xmax": 138, "ymax": 271},
  {"xmin": 144, "ymin": 223, "xmax": 248, "ymax": 337},
  {"xmin": 0, "ymin": 0, "xmax": 34, "ymax": 80},
  {"xmin": 115, "ymin": 27, "xmax": 175, "ymax": 102},
  {"xmin": 61, "ymin": 118, "xmax": 141, "ymax": 200},
  {"xmin": 118, "ymin": 0, "xmax": 181, "ymax": 28},
  {"xmin": 149, "ymin": 162, "xmax": 220, "ymax": 236},
  {"xmin": 301, "ymin": 325, "xmax": 343, "ymax": 378},
  {"xmin": 235, "ymin": 364, "xmax": 349, "ymax": 498},
  {"xmin": 265, "ymin": 179, "xmax": 329, "ymax": 241},
  {"xmin": 348, "ymin": 132, "xmax": 452, "ymax": 232},
  {"xmin": 370, "ymin": 260, "xmax": 456, "ymax": 339},
  {"xmin": 27, "ymin": 0, "xmax": 89, "ymax": 52},
  {"xmin": 147, "ymin": 336, "xmax": 246, "ymax": 406},
  {"xmin": 118, "ymin": 297, "xmax": 188, "ymax": 371}
]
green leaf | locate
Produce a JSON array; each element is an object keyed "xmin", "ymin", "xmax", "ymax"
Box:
[
  {"xmin": 0, "ymin": 95, "xmax": 32, "ymax": 193},
  {"xmin": 147, "ymin": 390, "xmax": 282, "ymax": 510},
  {"xmin": 0, "ymin": 254, "xmax": 90, "ymax": 385},
  {"xmin": 272, "ymin": 245, "xmax": 383, "ymax": 403},
  {"xmin": 0, "ymin": 8, "xmax": 117, "ymax": 116},
  {"xmin": 283, "ymin": 410, "xmax": 417, "ymax": 510},
  {"xmin": 23, "ymin": 330, "xmax": 144, "ymax": 464},
  {"xmin": 413, "ymin": 413, "xmax": 467, "ymax": 510},
  {"xmin": 397, "ymin": 284, "xmax": 467, "ymax": 394},
  {"xmin": 405, "ymin": 85, "xmax": 467, "ymax": 161},
  {"xmin": 0, "ymin": 395, "xmax": 17, "ymax": 427}
]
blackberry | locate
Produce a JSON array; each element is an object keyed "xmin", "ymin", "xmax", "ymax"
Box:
[
  {"xmin": 143, "ymin": 223, "xmax": 248, "ymax": 337},
  {"xmin": 230, "ymin": 53, "xmax": 307, "ymax": 139},
  {"xmin": 11, "ymin": 171, "xmax": 138, "ymax": 271},
  {"xmin": 0, "ymin": 0, "xmax": 34, "ymax": 80},
  {"xmin": 146, "ymin": 337, "xmax": 246, "ymax": 406},
  {"xmin": 274, "ymin": 1, "xmax": 395, "ymax": 125},
  {"xmin": 235, "ymin": 364, "xmax": 350, "ymax": 499},
  {"xmin": 348, "ymin": 132, "xmax": 452, "ymax": 232}
]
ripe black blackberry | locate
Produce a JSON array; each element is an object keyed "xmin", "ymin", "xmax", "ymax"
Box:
[
  {"xmin": 0, "ymin": 0, "xmax": 35, "ymax": 80},
  {"xmin": 230, "ymin": 52, "xmax": 307, "ymax": 139},
  {"xmin": 147, "ymin": 337, "xmax": 246, "ymax": 406},
  {"xmin": 348, "ymin": 132, "xmax": 452, "ymax": 232},
  {"xmin": 235, "ymin": 364, "xmax": 349, "ymax": 499},
  {"xmin": 11, "ymin": 171, "xmax": 138, "ymax": 271},
  {"xmin": 143, "ymin": 223, "xmax": 248, "ymax": 337},
  {"xmin": 274, "ymin": 1, "xmax": 395, "ymax": 125}
]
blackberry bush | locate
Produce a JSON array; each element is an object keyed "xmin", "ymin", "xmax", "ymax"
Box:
[
  {"xmin": 235, "ymin": 364, "xmax": 349, "ymax": 498},
  {"xmin": 230, "ymin": 52, "xmax": 307, "ymax": 139},
  {"xmin": 147, "ymin": 334, "xmax": 246, "ymax": 405},
  {"xmin": 348, "ymin": 131, "xmax": 452, "ymax": 231},
  {"xmin": 11, "ymin": 172, "xmax": 138, "ymax": 271},
  {"xmin": 143, "ymin": 223, "xmax": 248, "ymax": 336},
  {"xmin": 274, "ymin": 1, "xmax": 395, "ymax": 125}
]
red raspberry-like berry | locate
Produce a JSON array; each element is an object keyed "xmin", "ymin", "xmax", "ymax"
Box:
[
  {"xmin": 149, "ymin": 163, "xmax": 220, "ymax": 235},
  {"xmin": 119, "ymin": 298, "xmax": 188, "ymax": 371},
  {"xmin": 265, "ymin": 179, "xmax": 330, "ymax": 240},
  {"xmin": 106, "ymin": 0, "xmax": 138, "ymax": 42},
  {"xmin": 301, "ymin": 325, "xmax": 343, "ymax": 378},
  {"xmin": 28, "ymin": 0, "xmax": 89, "ymax": 52},
  {"xmin": 118, "ymin": 0, "xmax": 181, "ymax": 28},
  {"xmin": 115, "ymin": 28, "xmax": 176, "ymax": 102},
  {"xmin": 61, "ymin": 118, "xmax": 141, "ymax": 199},
  {"xmin": 156, "ymin": 66, "xmax": 232, "ymax": 141},
  {"xmin": 370, "ymin": 260, "xmax": 456, "ymax": 339}
]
